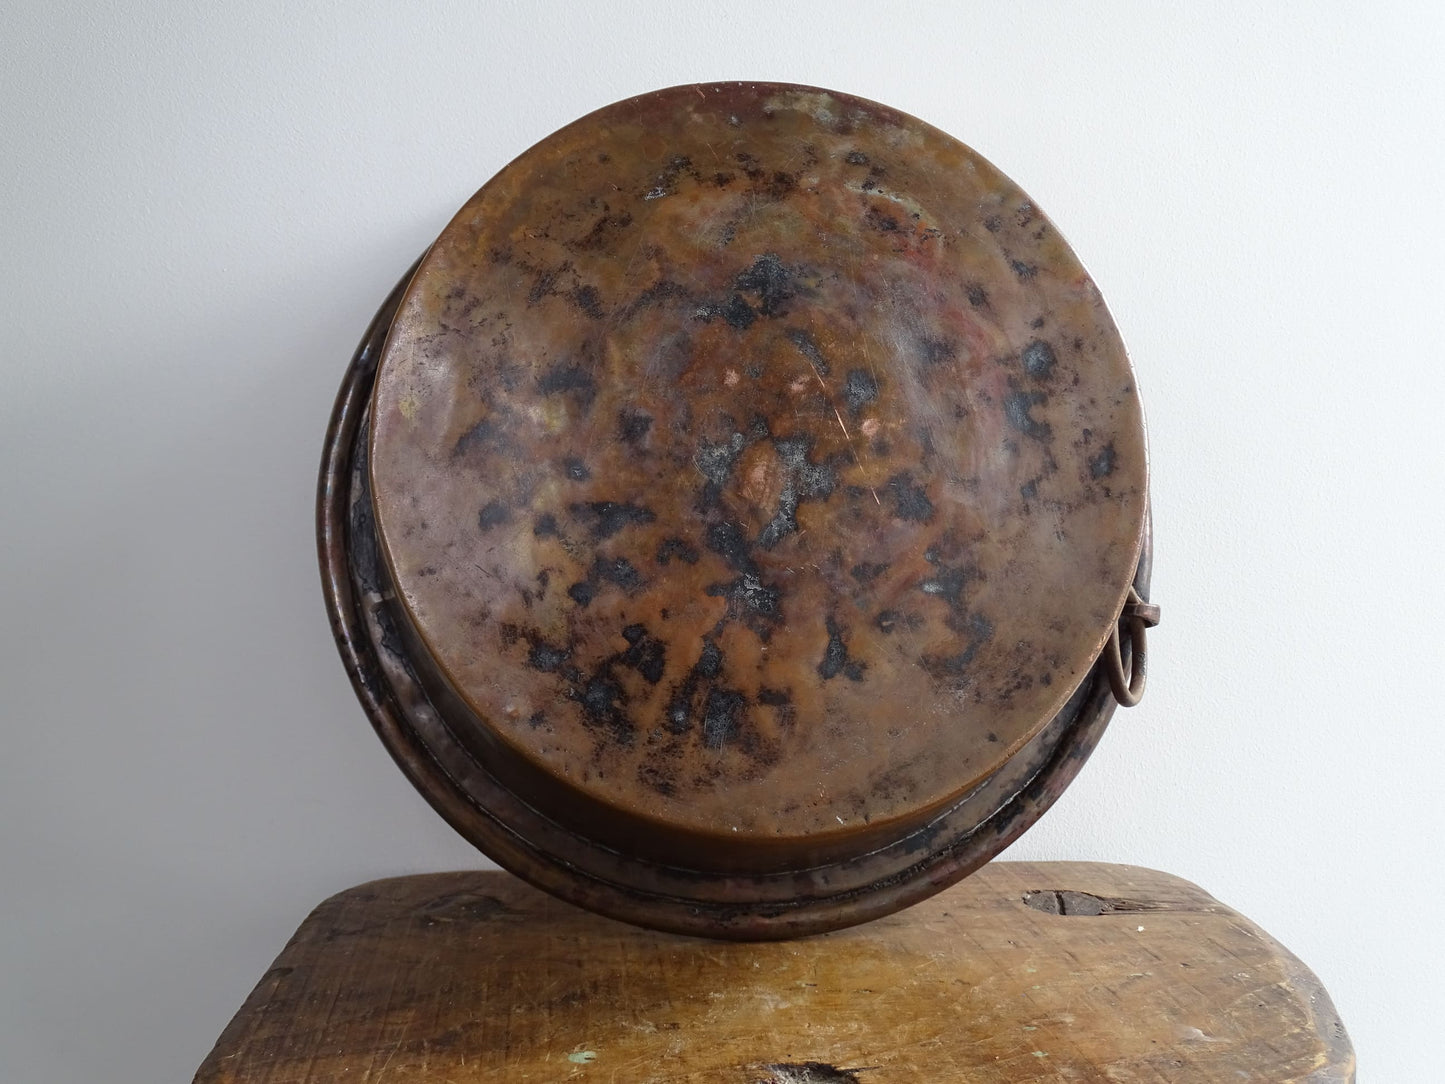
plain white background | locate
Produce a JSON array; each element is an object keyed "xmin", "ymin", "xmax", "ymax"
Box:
[{"xmin": 3, "ymin": 3, "xmax": 1440, "ymax": 1080}]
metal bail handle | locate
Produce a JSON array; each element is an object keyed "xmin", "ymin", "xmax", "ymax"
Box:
[{"xmin": 1106, "ymin": 586, "xmax": 1160, "ymax": 708}]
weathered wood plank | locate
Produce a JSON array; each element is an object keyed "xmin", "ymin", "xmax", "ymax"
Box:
[{"xmin": 194, "ymin": 862, "xmax": 1353, "ymax": 1082}]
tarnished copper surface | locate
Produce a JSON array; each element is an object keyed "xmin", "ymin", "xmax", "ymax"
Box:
[
  {"xmin": 320, "ymin": 262, "xmax": 1151, "ymax": 938},
  {"xmin": 365, "ymin": 83, "xmax": 1146, "ymax": 872}
]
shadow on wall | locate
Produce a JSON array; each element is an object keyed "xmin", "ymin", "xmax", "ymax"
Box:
[{"xmin": 0, "ymin": 224, "xmax": 490, "ymax": 1084}]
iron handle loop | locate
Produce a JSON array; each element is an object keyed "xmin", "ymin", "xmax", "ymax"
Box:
[{"xmin": 1106, "ymin": 586, "xmax": 1157, "ymax": 708}]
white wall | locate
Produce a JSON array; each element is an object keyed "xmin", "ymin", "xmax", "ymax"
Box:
[{"xmin": 3, "ymin": 3, "xmax": 1439, "ymax": 1080}]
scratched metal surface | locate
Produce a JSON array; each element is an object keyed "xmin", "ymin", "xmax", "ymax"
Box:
[
  {"xmin": 322, "ymin": 266, "xmax": 1149, "ymax": 935},
  {"xmin": 367, "ymin": 83, "xmax": 1146, "ymax": 860},
  {"xmin": 366, "ymin": 83, "xmax": 1145, "ymax": 867}
]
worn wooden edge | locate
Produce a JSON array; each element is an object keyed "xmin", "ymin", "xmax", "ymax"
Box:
[
  {"xmin": 1253, "ymin": 922, "xmax": 1357, "ymax": 1082},
  {"xmin": 193, "ymin": 861, "xmax": 1355, "ymax": 1084},
  {"xmin": 1002, "ymin": 863, "xmax": 1355, "ymax": 1084}
]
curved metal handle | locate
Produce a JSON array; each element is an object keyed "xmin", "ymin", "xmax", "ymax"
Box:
[{"xmin": 1106, "ymin": 586, "xmax": 1159, "ymax": 708}]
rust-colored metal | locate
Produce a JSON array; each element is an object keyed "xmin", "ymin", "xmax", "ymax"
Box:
[
  {"xmin": 1105, "ymin": 585, "xmax": 1156, "ymax": 708},
  {"xmin": 319, "ymin": 82, "xmax": 1156, "ymax": 938}
]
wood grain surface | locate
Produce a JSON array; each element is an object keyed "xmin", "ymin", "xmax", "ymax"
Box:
[{"xmin": 193, "ymin": 862, "xmax": 1352, "ymax": 1083}]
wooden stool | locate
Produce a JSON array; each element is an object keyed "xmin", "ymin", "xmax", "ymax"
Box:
[{"xmin": 193, "ymin": 862, "xmax": 1353, "ymax": 1082}]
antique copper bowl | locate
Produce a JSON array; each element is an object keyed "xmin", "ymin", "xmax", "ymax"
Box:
[{"xmin": 318, "ymin": 83, "xmax": 1155, "ymax": 939}]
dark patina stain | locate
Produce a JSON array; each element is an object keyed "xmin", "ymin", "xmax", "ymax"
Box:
[
  {"xmin": 706, "ymin": 574, "xmax": 782, "ymax": 637},
  {"xmin": 703, "ymin": 521, "xmax": 783, "ymax": 639},
  {"xmin": 695, "ymin": 432, "xmax": 746, "ymax": 506},
  {"xmin": 619, "ymin": 623, "xmax": 666, "ymax": 684},
  {"xmin": 453, "ymin": 417, "xmax": 499, "ymax": 457},
  {"xmin": 638, "ymin": 762, "xmax": 676, "ymax": 797},
  {"xmin": 702, "ymin": 687, "xmax": 746, "ymax": 748},
  {"xmin": 478, "ymin": 500, "xmax": 511, "ymax": 530},
  {"xmin": 617, "ymin": 408, "xmax": 653, "ymax": 445},
  {"xmin": 706, "ymin": 519, "xmax": 756, "ymax": 573},
  {"xmin": 665, "ymin": 637, "xmax": 741, "ymax": 741},
  {"xmin": 595, "ymin": 555, "xmax": 643, "ymax": 591},
  {"xmin": 920, "ymin": 564, "xmax": 972, "ymax": 607},
  {"xmin": 864, "ymin": 205, "xmax": 901, "ymax": 233},
  {"xmin": 758, "ymin": 169, "xmax": 798, "ymax": 201},
  {"xmin": 570, "ymin": 501, "xmax": 656, "ymax": 540},
  {"xmin": 921, "ymin": 612, "xmax": 994, "ymax": 684},
  {"xmin": 696, "ymin": 639, "xmax": 723, "ymax": 678},
  {"xmin": 917, "ymin": 336, "xmax": 956, "ymax": 366},
  {"xmin": 576, "ymin": 673, "xmax": 630, "ymax": 740},
  {"xmin": 655, "ymin": 536, "xmax": 700, "ymax": 565},
  {"xmin": 874, "ymin": 609, "xmax": 900, "ymax": 633},
  {"xmin": 886, "ymin": 472, "xmax": 934, "ymax": 523},
  {"xmin": 537, "ymin": 361, "xmax": 597, "ymax": 409},
  {"xmin": 664, "ymin": 694, "xmax": 692, "ymax": 736},
  {"xmin": 1004, "ymin": 388, "xmax": 1052, "ymax": 441},
  {"xmin": 696, "ymin": 293, "xmax": 758, "ymax": 330},
  {"xmin": 1090, "ymin": 442, "xmax": 1117, "ymax": 479},
  {"xmin": 850, "ymin": 561, "xmax": 888, "ymax": 583},
  {"xmin": 735, "ymin": 252, "xmax": 799, "ymax": 316},
  {"xmin": 918, "ymin": 543, "xmax": 982, "ymax": 632},
  {"xmin": 759, "ymin": 436, "xmax": 838, "ymax": 548},
  {"xmin": 527, "ymin": 261, "xmax": 571, "ymax": 305},
  {"xmin": 1022, "ymin": 339, "xmax": 1057, "ymax": 379},
  {"xmin": 567, "ymin": 555, "xmax": 645, "ymax": 609},
  {"xmin": 569, "ymin": 283, "xmax": 605, "ymax": 319},
  {"xmin": 786, "ymin": 327, "xmax": 830, "ymax": 375},
  {"xmin": 1010, "ymin": 258, "xmax": 1038, "ymax": 281},
  {"xmin": 843, "ymin": 368, "xmax": 878, "ymax": 413},
  {"xmin": 527, "ymin": 639, "xmax": 570, "ymax": 673},
  {"xmin": 572, "ymin": 209, "xmax": 633, "ymax": 252},
  {"xmin": 758, "ymin": 687, "xmax": 792, "ymax": 707},
  {"xmin": 623, "ymin": 278, "xmax": 690, "ymax": 321},
  {"xmin": 643, "ymin": 154, "xmax": 696, "ymax": 201},
  {"xmin": 818, "ymin": 616, "xmax": 866, "ymax": 682}
]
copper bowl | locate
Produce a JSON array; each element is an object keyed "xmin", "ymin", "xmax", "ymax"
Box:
[{"xmin": 318, "ymin": 82, "xmax": 1154, "ymax": 939}]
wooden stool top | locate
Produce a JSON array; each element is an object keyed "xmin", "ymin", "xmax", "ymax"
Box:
[{"xmin": 193, "ymin": 862, "xmax": 1352, "ymax": 1082}]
